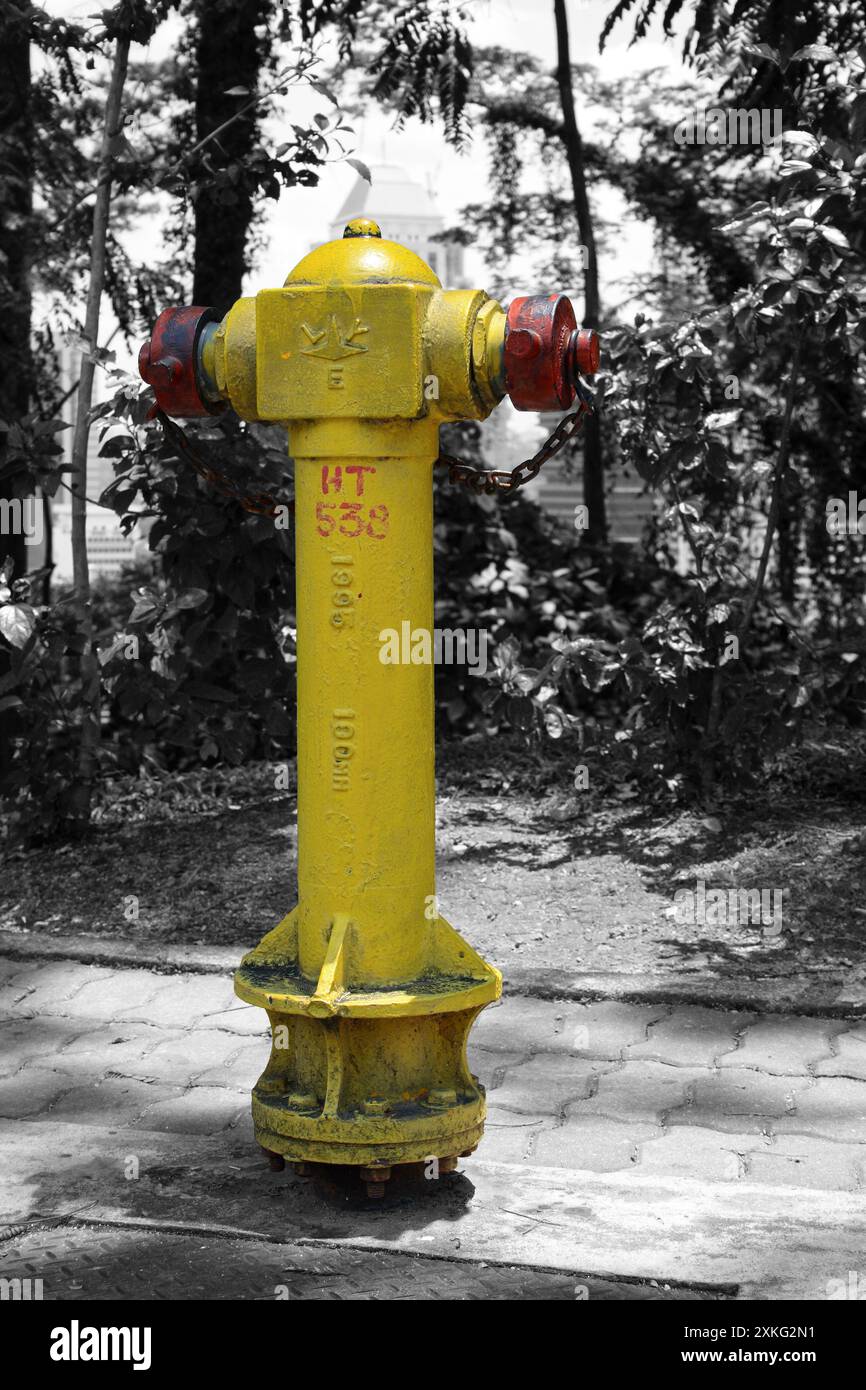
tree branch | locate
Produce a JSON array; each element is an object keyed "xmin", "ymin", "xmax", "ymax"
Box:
[
  {"xmin": 740, "ymin": 334, "xmax": 803, "ymax": 640},
  {"xmin": 68, "ymin": 28, "xmax": 130, "ymax": 822}
]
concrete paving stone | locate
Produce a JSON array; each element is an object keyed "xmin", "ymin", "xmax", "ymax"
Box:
[
  {"xmin": 188, "ymin": 1037, "xmax": 267, "ymax": 1088},
  {"xmin": 49, "ymin": 1076, "xmax": 175, "ymax": 1126},
  {"xmin": 718, "ymin": 1015, "xmax": 842, "ymax": 1075},
  {"xmin": 562, "ymin": 1001, "xmax": 672, "ymax": 1058},
  {"xmin": 670, "ymin": 1068, "xmax": 800, "ymax": 1134},
  {"xmin": 111, "ymin": 974, "xmax": 236, "ymax": 1026},
  {"xmin": 0, "ymin": 1067, "xmax": 72, "ymax": 1118},
  {"xmin": 50, "ymin": 1022, "xmax": 177, "ymax": 1080},
  {"xmin": 0, "ymin": 1016, "xmax": 78, "ymax": 1074},
  {"xmin": 773, "ymin": 1076, "xmax": 866, "ymax": 1143},
  {"xmin": 0, "ymin": 961, "xmax": 54, "ymax": 1010},
  {"xmin": 532, "ymin": 1117, "xmax": 663, "ymax": 1172},
  {"xmin": 192, "ymin": 1005, "xmax": 269, "ymax": 1036},
  {"xmin": 472, "ymin": 998, "xmax": 667, "ymax": 1058},
  {"xmin": 487, "ymin": 1053, "xmax": 617, "ymax": 1115},
  {"xmin": 471, "ymin": 998, "xmax": 585, "ymax": 1055},
  {"xmin": 467, "ymin": 1047, "xmax": 531, "ymax": 1093},
  {"xmin": 0, "ymin": 962, "xmax": 110, "ymax": 1016},
  {"xmin": 148, "ymin": 1029, "xmax": 258, "ymax": 1086},
  {"xmin": 57, "ymin": 969, "xmax": 168, "ymax": 1022},
  {"xmin": 0, "ymin": 958, "xmax": 25, "ymax": 988},
  {"xmin": 746, "ymin": 1135, "xmax": 866, "ymax": 1191},
  {"xmin": 133, "ymin": 1086, "xmax": 248, "ymax": 1135},
  {"xmin": 627, "ymin": 1006, "xmax": 750, "ymax": 1067},
  {"xmin": 815, "ymin": 1027, "xmax": 866, "ymax": 1081},
  {"xmin": 481, "ymin": 1104, "xmax": 553, "ymax": 1163},
  {"xmin": 638, "ymin": 1127, "xmax": 770, "ymax": 1181},
  {"xmin": 572, "ymin": 1061, "xmax": 707, "ymax": 1125}
]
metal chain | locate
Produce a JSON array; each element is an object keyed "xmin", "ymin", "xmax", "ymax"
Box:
[
  {"xmin": 155, "ymin": 409, "xmax": 289, "ymax": 517},
  {"xmin": 434, "ymin": 396, "xmax": 593, "ymax": 497},
  {"xmin": 154, "ymin": 394, "xmax": 594, "ymax": 511}
]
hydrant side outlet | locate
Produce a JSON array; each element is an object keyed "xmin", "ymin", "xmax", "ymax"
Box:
[
  {"xmin": 138, "ymin": 306, "xmax": 226, "ymax": 418},
  {"xmin": 140, "ymin": 226, "xmax": 597, "ymax": 1179}
]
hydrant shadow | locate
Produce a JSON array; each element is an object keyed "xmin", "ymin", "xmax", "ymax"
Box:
[{"xmin": 281, "ymin": 1160, "xmax": 476, "ymax": 1235}]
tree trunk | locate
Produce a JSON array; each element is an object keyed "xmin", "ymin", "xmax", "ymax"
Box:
[
  {"xmin": 68, "ymin": 32, "xmax": 130, "ymax": 831},
  {"xmin": 192, "ymin": 0, "xmax": 267, "ymax": 312},
  {"xmin": 776, "ymin": 500, "xmax": 797, "ymax": 606},
  {"xmin": 0, "ymin": 1, "xmax": 33, "ymax": 782},
  {"xmin": 0, "ymin": 0, "xmax": 33, "ymax": 582},
  {"xmin": 553, "ymin": 0, "xmax": 606, "ymax": 542}
]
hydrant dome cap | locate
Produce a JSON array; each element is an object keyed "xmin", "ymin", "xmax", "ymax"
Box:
[{"xmin": 284, "ymin": 235, "xmax": 440, "ymax": 289}]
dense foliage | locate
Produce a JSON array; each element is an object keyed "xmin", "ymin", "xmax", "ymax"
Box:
[{"xmin": 3, "ymin": 0, "xmax": 866, "ymax": 840}]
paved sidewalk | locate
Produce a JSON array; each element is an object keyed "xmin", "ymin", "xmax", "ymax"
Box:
[
  {"xmin": 1, "ymin": 951, "xmax": 865, "ymax": 1298},
  {"xmin": 0, "ymin": 1224, "xmax": 709, "ymax": 1301}
]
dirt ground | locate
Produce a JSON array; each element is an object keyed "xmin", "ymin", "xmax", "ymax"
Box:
[{"xmin": 3, "ymin": 745, "xmax": 866, "ymax": 996}]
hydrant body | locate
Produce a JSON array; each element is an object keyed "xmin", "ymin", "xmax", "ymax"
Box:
[{"xmin": 140, "ymin": 221, "xmax": 597, "ymax": 1182}]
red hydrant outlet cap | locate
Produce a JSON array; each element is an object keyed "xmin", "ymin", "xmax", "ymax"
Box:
[
  {"xmin": 574, "ymin": 327, "xmax": 600, "ymax": 377},
  {"xmin": 504, "ymin": 295, "xmax": 599, "ymax": 412},
  {"xmin": 138, "ymin": 306, "xmax": 224, "ymax": 419}
]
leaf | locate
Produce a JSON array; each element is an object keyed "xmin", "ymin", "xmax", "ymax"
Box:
[
  {"xmin": 818, "ymin": 225, "xmax": 849, "ymax": 249},
  {"xmin": 0, "ymin": 603, "xmax": 36, "ymax": 649},
  {"xmin": 186, "ymin": 680, "xmax": 235, "ymax": 704},
  {"xmin": 783, "ymin": 131, "xmax": 819, "ymax": 148},
  {"xmin": 851, "ymin": 94, "xmax": 866, "ymax": 144},
  {"xmin": 98, "ymin": 434, "xmax": 134, "ymax": 457},
  {"xmin": 174, "ymin": 588, "xmax": 209, "ymax": 610},
  {"xmin": 705, "ymin": 410, "xmax": 741, "ymax": 430},
  {"xmin": 741, "ymin": 42, "xmax": 781, "ymax": 65},
  {"xmin": 98, "ymin": 635, "xmax": 128, "ymax": 667},
  {"xmin": 717, "ymin": 200, "xmax": 770, "ymax": 231},
  {"xmin": 32, "ymin": 418, "xmax": 71, "ymax": 437},
  {"xmin": 762, "ymin": 281, "xmax": 790, "ymax": 306},
  {"xmin": 346, "ymin": 157, "xmax": 372, "ymax": 183},
  {"xmin": 224, "ymin": 86, "xmax": 250, "ymax": 96},
  {"xmin": 129, "ymin": 596, "xmax": 160, "ymax": 624},
  {"xmin": 790, "ymin": 44, "xmax": 836, "ymax": 63},
  {"xmin": 309, "ymin": 79, "xmax": 338, "ymax": 105}
]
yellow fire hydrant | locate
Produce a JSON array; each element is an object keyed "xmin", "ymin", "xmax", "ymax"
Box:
[{"xmin": 139, "ymin": 218, "xmax": 598, "ymax": 1196}]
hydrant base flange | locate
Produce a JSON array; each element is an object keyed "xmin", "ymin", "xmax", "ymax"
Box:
[
  {"xmin": 234, "ymin": 908, "xmax": 501, "ymax": 1167},
  {"xmin": 251, "ymin": 1123, "xmax": 486, "ymax": 1170}
]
